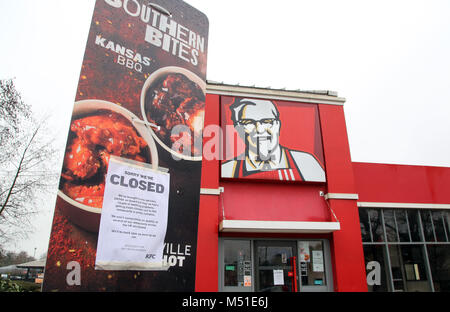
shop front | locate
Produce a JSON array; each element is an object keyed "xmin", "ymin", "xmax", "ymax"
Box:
[
  {"xmin": 219, "ymin": 238, "xmax": 333, "ymax": 292},
  {"xmin": 354, "ymin": 162, "xmax": 450, "ymax": 292},
  {"xmin": 40, "ymin": 0, "xmax": 449, "ymax": 294},
  {"xmin": 195, "ymin": 83, "xmax": 368, "ymax": 292},
  {"xmin": 194, "ymin": 82, "xmax": 450, "ymax": 292}
]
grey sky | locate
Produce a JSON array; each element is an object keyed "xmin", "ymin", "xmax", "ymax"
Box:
[{"xmin": 1, "ymin": 0, "xmax": 449, "ymax": 256}]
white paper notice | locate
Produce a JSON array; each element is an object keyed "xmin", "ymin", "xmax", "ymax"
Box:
[
  {"xmin": 95, "ymin": 156, "xmax": 170, "ymax": 271},
  {"xmin": 273, "ymin": 269, "xmax": 284, "ymax": 285},
  {"xmin": 312, "ymin": 250, "xmax": 324, "ymax": 272}
]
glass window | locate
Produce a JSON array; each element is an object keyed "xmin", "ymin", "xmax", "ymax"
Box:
[
  {"xmin": 363, "ymin": 245, "xmax": 389, "ymax": 292},
  {"xmin": 395, "ymin": 210, "xmax": 411, "ymax": 242},
  {"xmin": 421, "ymin": 211, "xmax": 436, "ymax": 242},
  {"xmin": 361, "ymin": 208, "xmax": 450, "ymax": 292},
  {"xmin": 432, "ymin": 211, "xmax": 448, "ymax": 242},
  {"xmin": 223, "ymin": 240, "xmax": 252, "ymax": 287},
  {"xmin": 389, "ymin": 245, "xmax": 405, "ymax": 291},
  {"xmin": 299, "ymin": 241, "xmax": 327, "ymax": 287},
  {"xmin": 359, "ymin": 208, "xmax": 372, "ymax": 242},
  {"xmin": 255, "ymin": 241, "xmax": 296, "ymax": 292},
  {"xmin": 445, "ymin": 212, "xmax": 450, "ymax": 239},
  {"xmin": 401, "ymin": 245, "xmax": 431, "ymax": 292},
  {"xmin": 384, "ymin": 210, "xmax": 398, "ymax": 242},
  {"xmin": 427, "ymin": 245, "xmax": 450, "ymax": 292},
  {"xmin": 258, "ymin": 246, "xmax": 293, "ymax": 266},
  {"xmin": 389, "ymin": 245, "xmax": 431, "ymax": 292},
  {"xmin": 369, "ymin": 209, "xmax": 384, "ymax": 242},
  {"xmin": 408, "ymin": 210, "xmax": 422, "ymax": 242}
]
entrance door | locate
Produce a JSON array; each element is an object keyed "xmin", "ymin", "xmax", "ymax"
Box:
[
  {"xmin": 219, "ymin": 238, "xmax": 333, "ymax": 292},
  {"xmin": 254, "ymin": 241, "xmax": 297, "ymax": 292}
]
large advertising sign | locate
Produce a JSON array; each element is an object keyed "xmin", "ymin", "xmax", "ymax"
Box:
[
  {"xmin": 43, "ymin": 0, "xmax": 208, "ymax": 291},
  {"xmin": 221, "ymin": 97, "xmax": 326, "ymax": 182}
]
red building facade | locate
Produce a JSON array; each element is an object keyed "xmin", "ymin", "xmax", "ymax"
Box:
[{"xmin": 194, "ymin": 83, "xmax": 450, "ymax": 292}]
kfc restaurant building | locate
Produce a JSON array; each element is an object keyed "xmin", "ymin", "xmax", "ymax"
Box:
[{"xmin": 194, "ymin": 82, "xmax": 450, "ymax": 292}]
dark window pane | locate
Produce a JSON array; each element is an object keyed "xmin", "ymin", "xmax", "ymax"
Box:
[
  {"xmin": 389, "ymin": 245, "xmax": 405, "ymax": 292},
  {"xmin": 256, "ymin": 242, "xmax": 295, "ymax": 292},
  {"xmin": 421, "ymin": 211, "xmax": 436, "ymax": 242},
  {"xmin": 369, "ymin": 209, "xmax": 384, "ymax": 242},
  {"xmin": 395, "ymin": 210, "xmax": 410, "ymax": 242},
  {"xmin": 445, "ymin": 212, "xmax": 450, "ymax": 240},
  {"xmin": 258, "ymin": 246, "xmax": 293, "ymax": 266},
  {"xmin": 408, "ymin": 210, "xmax": 422, "ymax": 242},
  {"xmin": 401, "ymin": 246, "xmax": 428, "ymax": 281},
  {"xmin": 363, "ymin": 245, "xmax": 389, "ymax": 292},
  {"xmin": 223, "ymin": 240, "xmax": 251, "ymax": 287},
  {"xmin": 427, "ymin": 245, "xmax": 450, "ymax": 292},
  {"xmin": 384, "ymin": 210, "xmax": 398, "ymax": 242},
  {"xmin": 432, "ymin": 211, "xmax": 447, "ymax": 242},
  {"xmin": 359, "ymin": 208, "xmax": 371, "ymax": 242},
  {"xmin": 393, "ymin": 280, "xmax": 404, "ymax": 291},
  {"xmin": 401, "ymin": 245, "xmax": 431, "ymax": 292},
  {"xmin": 390, "ymin": 245, "xmax": 432, "ymax": 292}
]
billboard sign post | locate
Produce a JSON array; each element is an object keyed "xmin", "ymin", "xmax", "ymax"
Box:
[{"xmin": 43, "ymin": 0, "xmax": 208, "ymax": 291}]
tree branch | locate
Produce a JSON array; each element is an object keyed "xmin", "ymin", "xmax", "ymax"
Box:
[{"xmin": 0, "ymin": 123, "xmax": 41, "ymax": 216}]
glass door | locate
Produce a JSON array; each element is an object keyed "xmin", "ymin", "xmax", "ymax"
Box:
[
  {"xmin": 219, "ymin": 238, "xmax": 333, "ymax": 292},
  {"xmin": 254, "ymin": 240, "xmax": 297, "ymax": 292},
  {"xmin": 298, "ymin": 240, "xmax": 333, "ymax": 292}
]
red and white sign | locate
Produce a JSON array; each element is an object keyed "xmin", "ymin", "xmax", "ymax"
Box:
[{"xmin": 221, "ymin": 97, "xmax": 326, "ymax": 182}]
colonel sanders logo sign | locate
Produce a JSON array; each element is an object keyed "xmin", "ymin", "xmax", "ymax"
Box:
[{"xmin": 221, "ymin": 98, "xmax": 326, "ymax": 182}]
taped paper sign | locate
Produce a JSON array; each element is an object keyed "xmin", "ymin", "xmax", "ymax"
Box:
[
  {"xmin": 95, "ymin": 156, "xmax": 170, "ymax": 270},
  {"xmin": 273, "ymin": 269, "xmax": 284, "ymax": 285},
  {"xmin": 312, "ymin": 250, "xmax": 324, "ymax": 272}
]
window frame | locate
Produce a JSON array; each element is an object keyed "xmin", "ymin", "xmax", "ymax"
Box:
[{"xmin": 359, "ymin": 207, "xmax": 450, "ymax": 292}]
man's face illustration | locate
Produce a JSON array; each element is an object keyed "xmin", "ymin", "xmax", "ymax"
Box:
[{"xmin": 236, "ymin": 100, "xmax": 281, "ymax": 161}]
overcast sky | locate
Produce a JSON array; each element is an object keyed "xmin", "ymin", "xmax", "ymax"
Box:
[{"xmin": 1, "ymin": 0, "xmax": 450, "ymax": 257}]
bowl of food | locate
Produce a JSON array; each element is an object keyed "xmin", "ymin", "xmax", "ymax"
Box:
[
  {"xmin": 57, "ymin": 99, "xmax": 159, "ymax": 232},
  {"xmin": 140, "ymin": 66, "xmax": 206, "ymax": 161}
]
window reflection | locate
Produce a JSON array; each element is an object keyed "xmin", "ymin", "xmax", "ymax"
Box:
[
  {"xmin": 427, "ymin": 245, "xmax": 450, "ymax": 292},
  {"xmin": 389, "ymin": 245, "xmax": 431, "ymax": 292},
  {"xmin": 369, "ymin": 209, "xmax": 384, "ymax": 242},
  {"xmin": 361, "ymin": 208, "xmax": 450, "ymax": 292},
  {"xmin": 401, "ymin": 245, "xmax": 430, "ymax": 291},
  {"xmin": 445, "ymin": 212, "xmax": 450, "ymax": 239},
  {"xmin": 384, "ymin": 210, "xmax": 398, "ymax": 242},
  {"xmin": 421, "ymin": 211, "xmax": 435, "ymax": 242},
  {"xmin": 223, "ymin": 240, "xmax": 251, "ymax": 287},
  {"xmin": 255, "ymin": 242, "xmax": 296, "ymax": 292},
  {"xmin": 363, "ymin": 245, "xmax": 389, "ymax": 292},
  {"xmin": 408, "ymin": 210, "xmax": 422, "ymax": 242},
  {"xmin": 395, "ymin": 210, "xmax": 410, "ymax": 242},
  {"xmin": 389, "ymin": 245, "xmax": 405, "ymax": 291},
  {"xmin": 432, "ymin": 211, "xmax": 447, "ymax": 242},
  {"xmin": 299, "ymin": 241, "xmax": 327, "ymax": 287},
  {"xmin": 359, "ymin": 208, "xmax": 371, "ymax": 242}
]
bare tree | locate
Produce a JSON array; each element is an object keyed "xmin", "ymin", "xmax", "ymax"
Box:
[{"xmin": 0, "ymin": 79, "xmax": 59, "ymax": 245}]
